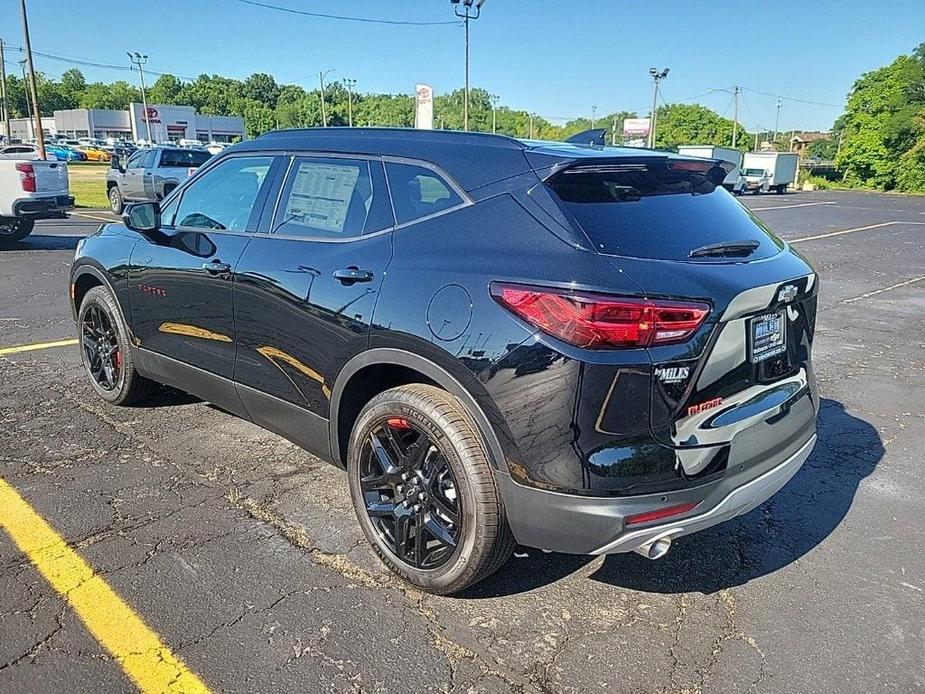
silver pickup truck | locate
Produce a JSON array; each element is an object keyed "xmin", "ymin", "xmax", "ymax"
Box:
[{"xmin": 106, "ymin": 147, "xmax": 211, "ymax": 214}]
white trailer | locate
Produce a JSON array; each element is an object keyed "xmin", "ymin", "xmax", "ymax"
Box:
[
  {"xmin": 742, "ymin": 152, "xmax": 799, "ymax": 194},
  {"xmin": 677, "ymin": 146, "xmax": 744, "ymax": 191}
]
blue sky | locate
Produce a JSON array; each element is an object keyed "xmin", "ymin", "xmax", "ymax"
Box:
[{"xmin": 2, "ymin": 0, "xmax": 924, "ymax": 132}]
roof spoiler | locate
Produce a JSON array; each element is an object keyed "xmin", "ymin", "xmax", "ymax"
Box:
[{"xmin": 564, "ymin": 128, "xmax": 607, "ymax": 148}]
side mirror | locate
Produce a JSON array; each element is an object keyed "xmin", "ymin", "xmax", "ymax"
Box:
[{"xmin": 123, "ymin": 201, "xmax": 161, "ymax": 236}]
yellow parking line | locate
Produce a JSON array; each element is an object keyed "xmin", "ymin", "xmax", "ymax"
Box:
[
  {"xmin": 0, "ymin": 338, "xmax": 78, "ymax": 356},
  {"xmin": 0, "ymin": 477, "xmax": 211, "ymax": 694},
  {"xmin": 71, "ymin": 211, "xmax": 118, "ymax": 223}
]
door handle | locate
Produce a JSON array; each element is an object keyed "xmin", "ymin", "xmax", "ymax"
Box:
[
  {"xmin": 333, "ymin": 266, "xmax": 374, "ymax": 285},
  {"xmin": 202, "ymin": 260, "xmax": 231, "ymax": 275}
]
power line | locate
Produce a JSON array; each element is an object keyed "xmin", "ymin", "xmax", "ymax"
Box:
[
  {"xmin": 741, "ymin": 86, "xmax": 841, "ymax": 109},
  {"xmin": 0, "ymin": 42, "xmax": 197, "ymax": 80},
  {"xmin": 235, "ymin": 0, "xmax": 461, "ymax": 26}
]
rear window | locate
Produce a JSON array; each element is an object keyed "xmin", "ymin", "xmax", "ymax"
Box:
[
  {"xmin": 548, "ymin": 160, "xmax": 783, "ymax": 261},
  {"xmin": 160, "ymin": 149, "xmax": 211, "ymax": 168}
]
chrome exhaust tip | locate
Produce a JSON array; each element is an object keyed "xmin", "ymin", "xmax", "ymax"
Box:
[{"xmin": 633, "ymin": 535, "xmax": 672, "ymax": 560}]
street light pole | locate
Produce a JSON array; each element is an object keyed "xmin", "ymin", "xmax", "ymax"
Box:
[
  {"xmin": 774, "ymin": 98, "xmax": 782, "ymax": 141},
  {"xmin": 127, "ymin": 52, "xmax": 152, "ymax": 144},
  {"xmin": 0, "ymin": 40, "xmax": 11, "ymax": 144},
  {"xmin": 319, "ymin": 68, "xmax": 334, "ymax": 127},
  {"xmin": 345, "ymin": 78, "xmax": 356, "ymax": 127},
  {"xmin": 591, "ymin": 105, "xmax": 597, "ymax": 129},
  {"xmin": 452, "ymin": 0, "xmax": 486, "ymax": 132},
  {"xmin": 19, "ymin": 62, "xmax": 32, "ymax": 139},
  {"xmin": 648, "ymin": 67, "xmax": 669, "ymax": 148},
  {"xmin": 490, "ymin": 94, "xmax": 498, "ymax": 133},
  {"xmin": 20, "ymin": 0, "xmax": 46, "ymax": 159}
]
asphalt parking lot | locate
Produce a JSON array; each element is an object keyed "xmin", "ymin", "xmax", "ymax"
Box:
[{"xmin": 1, "ymin": 190, "xmax": 923, "ymax": 693}]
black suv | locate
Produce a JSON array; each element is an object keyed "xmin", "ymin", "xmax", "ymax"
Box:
[{"xmin": 70, "ymin": 129, "xmax": 818, "ymax": 594}]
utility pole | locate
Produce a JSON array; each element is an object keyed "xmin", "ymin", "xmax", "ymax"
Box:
[
  {"xmin": 612, "ymin": 113, "xmax": 617, "ymax": 146},
  {"xmin": 318, "ymin": 68, "xmax": 334, "ymax": 128},
  {"xmin": 591, "ymin": 105, "xmax": 597, "ymax": 129},
  {"xmin": 773, "ymin": 98, "xmax": 782, "ymax": 141},
  {"xmin": 731, "ymin": 85, "xmax": 740, "ymax": 148},
  {"xmin": 0, "ymin": 40, "xmax": 11, "ymax": 143},
  {"xmin": 647, "ymin": 67, "xmax": 669, "ymax": 148},
  {"xmin": 127, "ymin": 53, "xmax": 153, "ymax": 144},
  {"xmin": 451, "ymin": 0, "xmax": 486, "ymax": 132},
  {"xmin": 20, "ymin": 0, "xmax": 45, "ymax": 158},
  {"xmin": 754, "ymin": 129, "xmax": 759, "ymax": 151},
  {"xmin": 490, "ymin": 94, "xmax": 498, "ymax": 133},
  {"xmin": 528, "ymin": 113, "xmax": 534, "ymax": 139},
  {"xmin": 344, "ymin": 78, "xmax": 356, "ymax": 127},
  {"xmin": 318, "ymin": 68, "xmax": 334, "ymax": 127}
]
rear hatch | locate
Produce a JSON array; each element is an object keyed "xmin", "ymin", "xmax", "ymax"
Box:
[
  {"xmin": 542, "ymin": 154, "xmax": 818, "ymax": 474},
  {"xmin": 33, "ymin": 160, "xmax": 69, "ymax": 195}
]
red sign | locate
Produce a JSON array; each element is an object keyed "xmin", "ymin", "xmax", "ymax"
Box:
[{"xmin": 144, "ymin": 106, "xmax": 160, "ymax": 124}]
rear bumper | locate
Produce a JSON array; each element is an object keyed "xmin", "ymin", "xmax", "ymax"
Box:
[
  {"xmin": 498, "ymin": 428, "xmax": 815, "ymax": 556},
  {"xmin": 12, "ymin": 195, "xmax": 74, "ymax": 218}
]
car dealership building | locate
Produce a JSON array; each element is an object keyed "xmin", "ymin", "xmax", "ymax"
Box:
[{"xmin": 6, "ymin": 103, "xmax": 245, "ymax": 144}]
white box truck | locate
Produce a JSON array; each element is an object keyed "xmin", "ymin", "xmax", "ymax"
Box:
[
  {"xmin": 677, "ymin": 145, "xmax": 745, "ymax": 193},
  {"xmin": 742, "ymin": 152, "xmax": 799, "ymax": 194}
]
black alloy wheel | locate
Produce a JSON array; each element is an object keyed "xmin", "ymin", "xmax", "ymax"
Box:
[
  {"xmin": 359, "ymin": 417, "xmax": 462, "ymax": 570},
  {"xmin": 81, "ymin": 303, "xmax": 121, "ymax": 391},
  {"xmin": 347, "ymin": 384, "xmax": 515, "ymax": 594}
]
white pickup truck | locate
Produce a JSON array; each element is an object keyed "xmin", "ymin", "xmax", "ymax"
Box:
[{"xmin": 0, "ymin": 159, "xmax": 74, "ymax": 245}]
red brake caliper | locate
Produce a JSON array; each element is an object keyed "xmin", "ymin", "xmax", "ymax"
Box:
[{"xmin": 387, "ymin": 417, "xmax": 412, "ymax": 429}]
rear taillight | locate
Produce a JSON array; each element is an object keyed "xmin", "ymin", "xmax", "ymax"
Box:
[
  {"xmin": 491, "ymin": 283, "xmax": 710, "ymax": 350},
  {"xmin": 16, "ymin": 162, "xmax": 36, "ymax": 192}
]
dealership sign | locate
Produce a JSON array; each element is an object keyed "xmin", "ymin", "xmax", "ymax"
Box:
[
  {"xmin": 623, "ymin": 117, "xmax": 651, "ymax": 136},
  {"xmin": 415, "ymin": 84, "xmax": 434, "ymax": 130}
]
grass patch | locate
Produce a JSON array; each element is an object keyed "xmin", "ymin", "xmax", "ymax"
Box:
[
  {"xmin": 66, "ymin": 163, "xmax": 109, "ymax": 208},
  {"xmin": 69, "ymin": 178, "xmax": 109, "ymax": 209}
]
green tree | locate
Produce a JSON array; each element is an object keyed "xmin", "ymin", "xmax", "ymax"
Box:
[
  {"xmin": 78, "ymin": 81, "xmax": 141, "ymax": 110},
  {"xmin": 148, "ymin": 74, "xmax": 183, "ymax": 105},
  {"xmin": 836, "ymin": 44, "xmax": 925, "ymax": 191},
  {"xmin": 58, "ymin": 69, "xmax": 86, "ymax": 109},
  {"xmin": 653, "ymin": 103, "xmax": 741, "ymax": 150},
  {"xmin": 242, "ymin": 73, "xmax": 280, "ymax": 106}
]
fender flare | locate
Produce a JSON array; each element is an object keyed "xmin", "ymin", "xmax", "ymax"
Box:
[
  {"xmin": 329, "ymin": 348, "xmax": 511, "ymax": 474},
  {"xmin": 70, "ymin": 263, "xmax": 124, "ymax": 325}
]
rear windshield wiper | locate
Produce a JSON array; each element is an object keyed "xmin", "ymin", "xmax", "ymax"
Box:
[{"xmin": 689, "ymin": 239, "xmax": 761, "ymax": 258}]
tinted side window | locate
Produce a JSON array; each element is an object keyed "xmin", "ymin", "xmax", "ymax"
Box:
[
  {"xmin": 273, "ymin": 157, "xmax": 392, "ymax": 239},
  {"xmin": 161, "ymin": 149, "xmax": 211, "ymax": 168},
  {"xmin": 126, "ymin": 152, "xmax": 145, "ymax": 169},
  {"xmin": 385, "ymin": 162, "xmax": 463, "ymax": 225},
  {"xmin": 142, "ymin": 150, "xmax": 157, "ymax": 168},
  {"xmin": 174, "ymin": 156, "xmax": 272, "ymax": 232}
]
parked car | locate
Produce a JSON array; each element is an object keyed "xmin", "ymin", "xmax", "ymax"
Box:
[
  {"xmin": 56, "ymin": 138, "xmax": 82, "ymax": 148},
  {"xmin": 0, "ymin": 144, "xmax": 41, "ymax": 160},
  {"xmin": 205, "ymin": 141, "xmax": 229, "ymax": 155},
  {"xmin": 106, "ymin": 146, "xmax": 212, "ymax": 213},
  {"xmin": 1, "ymin": 158, "xmax": 73, "ymax": 245},
  {"xmin": 70, "ymin": 129, "xmax": 819, "ymax": 594},
  {"xmin": 76, "ymin": 145, "xmax": 111, "ymax": 162},
  {"xmin": 47, "ymin": 145, "xmax": 87, "ymax": 162}
]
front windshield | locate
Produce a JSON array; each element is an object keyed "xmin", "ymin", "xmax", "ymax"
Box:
[{"xmin": 744, "ymin": 168, "xmax": 766, "ymax": 176}]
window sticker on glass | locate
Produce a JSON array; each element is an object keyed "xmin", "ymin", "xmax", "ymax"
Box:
[{"xmin": 283, "ymin": 162, "xmax": 361, "ymax": 233}]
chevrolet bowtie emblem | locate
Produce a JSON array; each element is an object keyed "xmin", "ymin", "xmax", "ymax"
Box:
[{"xmin": 777, "ymin": 284, "xmax": 798, "ymax": 303}]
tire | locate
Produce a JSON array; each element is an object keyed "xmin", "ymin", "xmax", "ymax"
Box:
[
  {"xmin": 776, "ymin": 184, "xmax": 785, "ymax": 194},
  {"xmin": 347, "ymin": 384, "xmax": 515, "ymax": 595},
  {"xmin": 78, "ymin": 286, "xmax": 154, "ymax": 406},
  {"xmin": 0, "ymin": 218, "xmax": 34, "ymax": 246},
  {"xmin": 108, "ymin": 186, "xmax": 124, "ymax": 215}
]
